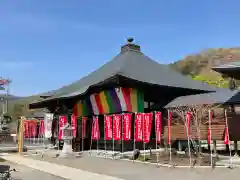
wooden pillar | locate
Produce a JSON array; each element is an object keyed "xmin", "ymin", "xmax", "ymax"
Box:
[{"xmin": 18, "ymin": 116, "xmax": 24, "ymax": 155}]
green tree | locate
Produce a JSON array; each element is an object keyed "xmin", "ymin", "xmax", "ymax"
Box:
[
  {"xmin": 190, "ymin": 75, "xmax": 228, "ymax": 88},
  {"xmin": 13, "ymin": 103, "xmax": 25, "ymax": 119}
]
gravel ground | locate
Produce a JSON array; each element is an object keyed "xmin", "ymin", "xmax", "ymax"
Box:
[
  {"xmin": 25, "ymin": 152, "xmax": 240, "ymax": 180},
  {"xmin": 0, "ymin": 161, "xmax": 65, "ymax": 180}
]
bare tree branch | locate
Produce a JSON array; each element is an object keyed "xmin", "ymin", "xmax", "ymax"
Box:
[{"xmin": 167, "ymin": 103, "xmax": 221, "ymax": 166}]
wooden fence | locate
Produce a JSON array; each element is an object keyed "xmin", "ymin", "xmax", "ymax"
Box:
[{"xmin": 163, "ymin": 113, "xmax": 240, "ymax": 141}]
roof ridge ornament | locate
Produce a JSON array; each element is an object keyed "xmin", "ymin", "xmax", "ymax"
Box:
[
  {"xmin": 121, "ymin": 37, "xmax": 141, "ymax": 53},
  {"xmin": 127, "ymin": 37, "xmax": 134, "ymax": 44}
]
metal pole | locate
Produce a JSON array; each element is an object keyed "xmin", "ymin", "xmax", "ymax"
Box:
[
  {"xmin": 97, "ymin": 117, "xmax": 99, "ymax": 156},
  {"xmin": 209, "ymin": 110, "xmax": 213, "ymax": 167},
  {"xmin": 33, "ymin": 121, "xmax": 36, "ymax": 145},
  {"xmin": 143, "ymin": 113, "xmax": 146, "ymax": 162},
  {"xmin": 41, "ymin": 120, "xmax": 44, "ymax": 145},
  {"xmin": 225, "ymin": 110, "xmax": 232, "ymax": 167},
  {"xmin": 104, "ymin": 115, "xmax": 107, "ymax": 159},
  {"xmin": 81, "ymin": 117, "xmax": 84, "ymax": 153},
  {"xmin": 112, "ymin": 115, "xmax": 115, "ymax": 159},
  {"xmin": 155, "ymin": 111, "xmax": 159, "ymax": 166},
  {"xmin": 82, "ymin": 130, "xmax": 84, "ymax": 153},
  {"xmin": 28, "ymin": 120, "xmax": 31, "ymax": 146},
  {"xmin": 133, "ymin": 113, "xmax": 136, "ymax": 163},
  {"xmin": 186, "ymin": 119, "xmax": 192, "ymax": 167},
  {"xmin": 89, "ymin": 117, "xmax": 93, "ymax": 156},
  {"xmin": 168, "ymin": 110, "xmax": 172, "ymax": 166},
  {"xmin": 121, "ymin": 114, "xmax": 124, "ymax": 158},
  {"xmin": 37, "ymin": 121, "xmax": 40, "ymax": 145}
]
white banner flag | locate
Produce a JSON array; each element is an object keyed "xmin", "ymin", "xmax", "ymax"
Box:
[{"xmin": 44, "ymin": 113, "xmax": 53, "ymax": 138}]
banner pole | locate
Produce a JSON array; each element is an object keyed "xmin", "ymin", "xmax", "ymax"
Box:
[
  {"xmin": 168, "ymin": 110, "xmax": 172, "ymax": 166},
  {"xmin": 30, "ymin": 121, "xmax": 32, "ymax": 146},
  {"xmin": 34, "ymin": 121, "xmax": 36, "ymax": 145},
  {"xmin": 155, "ymin": 111, "xmax": 159, "ymax": 166},
  {"xmin": 104, "ymin": 115, "xmax": 107, "ymax": 159},
  {"xmin": 121, "ymin": 113, "xmax": 124, "ymax": 156},
  {"xmin": 56, "ymin": 118, "xmax": 59, "ymax": 153},
  {"xmin": 185, "ymin": 112, "xmax": 192, "ymax": 167},
  {"xmin": 143, "ymin": 113, "xmax": 146, "ymax": 162},
  {"xmin": 121, "ymin": 113, "xmax": 124, "ymax": 158},
  {"xmin": 89, "ymin": 117, "xmax": 93, "ymax": 156},
  {"xmin": 42, "ymin": 121, "xmax": 44, "ymax": 145},
  {"xmin": 133, "ymin": 113, "xmax": 136, "ymax": 163},
  {"xmin": 208, "ymin": 110, "xmax": 213, "ymax": 168},
  {"xmin": 26, "ymin": 121, "xmax": 29, "ymax": 146},
  {"xmin": 37, "ymin": 121, "xmax": 40, "ymax": 145},
  {"xmin": 112, "ymin": 115, "xmax": 115, "ymax": 160},
  {"xmin": 39, "ymin": 121, "xmax": 42, "ymax": 145},
  {"xmin": 81, "ymin": 117, "xmax": 83, "ymax": 153},
  {"xmin": 225, "ymin": 110, "xmax": 232, "ymax": 167},
  {"xmin": 186, "ymin": 116, "xmax": 192, "ymax": 167},
  {"xmin": 97, "ymin": 117, "xmax": 99, "ymax": 156},
  {"xmin": 82, "ymin": 134, "xmax": 84, "ymax": 154}
]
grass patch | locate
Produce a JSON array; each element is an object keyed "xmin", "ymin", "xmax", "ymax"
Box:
[
  {"xmin": 137, "ymin": 155, "xmax": 151, "ymax": 162},
  {"xmin": 0, "ymin": 158, "xmax": 6, "ymax": 162}
]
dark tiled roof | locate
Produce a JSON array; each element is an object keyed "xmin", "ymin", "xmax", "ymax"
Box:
[
  {"xmin": 30, "ymin": 42, "xmax": 220, "ymax": 107},
  {"xmin": 212, "ymin": 61, "xmax": 240, "ymax": 71},
  {"xmin": 165, "ymin": 89, "xmax": 240, "ymax": 108},
  {"xmin": 53, "ymin": 51, "xmax": 219, "ymax": 98}
]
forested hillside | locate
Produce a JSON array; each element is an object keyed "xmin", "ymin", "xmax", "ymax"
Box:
[{"xmin": 170, "ymin": 48, "xmax": 240, "ymax": 88}]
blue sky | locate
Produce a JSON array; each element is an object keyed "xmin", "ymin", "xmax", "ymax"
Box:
[{"xmin": 0, "ymin": 0, "xmax": 240, "ymax": 96}]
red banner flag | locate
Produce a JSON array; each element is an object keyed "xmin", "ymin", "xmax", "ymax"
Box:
[
  {"xmin": 224, "ymin": 127, "xmax": 229, "ymax": 145},
  {"xmin": 82, "ymin": 117, "xmax": 87, "ymax": 138},
  {"xmin": 59, "ymin": 115, "xmax": 67, "ymax": 140},
  {"xmin": 29, "ymin": 121, "xmax": 37, "ymax": 137},
  {"xmin": 224, "ymin": 110, "xmax": 230, "ymax": 145},
  {"xmin": 208, "ymin": 111, "xmax": 213, "ymax": 144},
  {"xmin": 186, "ymin": 112, "xmax": 191, "ymax": 136},
  {"xmin": 143, "ymin": 113, "xmax": 153, "ymax": 143},
  {"xmin": 104, "ymin": 115, "xmax": 113, "ymax": 140},
  {"xmin": 28, "ymin": 121, "xmax": 33, "ymax": 137},
  {"xmin": 123, "ymin": 113, "xmax": 132, "ymax": 141},
  {"xmin": 167, "ymin": 111, "xmax": 172, "ymax": 145},
  {"xmin": 113, "ymin": 114, "xmax": 121, "ymax": 141},
  {"xmin": 207, "ymin": 111, "xmax": 213, "ymax": 145},
  {"xmin": 92, "ymin": 116, "xmax": 100, "ymax": 140},
  {"xmin": 39, "ymin": 120, "xmax": 45, "ymax": 136},
  {"xmin": 135, "ymin": 113, "xmax": 143, "ymax": 142},
  {"xmin": 155, "ymin": 112, "xmax": 162, "ymax": 144},
  {"xmin": 71, "ymin": 115, "xmax": 77, "ymax": 137},
  {"xmin": 24, "ymin": 121, "xmax": 29, "ymax": 138}
]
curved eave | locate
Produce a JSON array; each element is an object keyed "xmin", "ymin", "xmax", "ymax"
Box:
[
  {"xmin": 29, "ymin": 75, "xmax": 120, "ymax": 109},
  {"xmin": 212, "ymin": 66, "xmax": 240, "ymax": 72},
  {"xmin": 29, "ymin": 75, "xmax": 218, "ymax": 110},
  {"xmin": 165, "ymin": 89, "xmax": 240, "ymax": 108},
  {"xmin": 212, "ymin": 66, "xmax": 240, "ymax": 80}
]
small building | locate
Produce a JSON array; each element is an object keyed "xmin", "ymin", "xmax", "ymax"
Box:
[
  {"xmin": 212, "ymin": 61, "xmax": 240, "ymax": 80},
  {"xmin": 212, "ymin": 61, "xmax": 240, "ymax": 90},
  {"xmin": 164, "ymin": 61, "xmax": 240, "ymax": 152}
]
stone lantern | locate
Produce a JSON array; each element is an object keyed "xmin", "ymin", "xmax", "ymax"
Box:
[{"xmin": 58, "ymin": 123, "xmax": 76, "ymax": 158}]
